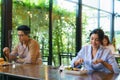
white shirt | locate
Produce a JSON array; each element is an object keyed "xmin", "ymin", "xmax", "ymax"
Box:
[{"xmin": 71, "ymin": 45, "xmax": 119, "ymax": 73}]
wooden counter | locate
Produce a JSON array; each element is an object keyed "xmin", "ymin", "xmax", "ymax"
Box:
[{"xmin": 0, "ymin": 63, "xmax": 119, "ymax": 80}]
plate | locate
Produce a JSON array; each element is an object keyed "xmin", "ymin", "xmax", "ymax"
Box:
[
  {"xmin": 58, "ymin": 66, "xmax": 88, "ymax": 75},
  {"xmin": 64, "ymin": 69, "xmax": 88, "ymax": 75}
]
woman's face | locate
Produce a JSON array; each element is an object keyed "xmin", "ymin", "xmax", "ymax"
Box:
[
  {"xmin": 90, "ymin": 34, "xmax": 101, "ymax": 49},
  {"xmin": 102, "ymin": 38, "xmax": 108, "ymax": 46}
]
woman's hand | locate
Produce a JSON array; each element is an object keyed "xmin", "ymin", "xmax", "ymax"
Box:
[
  {"xmin": 74, "ymin": 58, "xmax": 84, "ymax": 66},
  {"xmin": 93, "ymin": 59, "xmax": 114, "ymax": 73}
]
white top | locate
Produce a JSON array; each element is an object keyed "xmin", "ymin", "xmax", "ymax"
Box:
[
  {"xmin": 71, "ymin": 45, "xmax": 119, "ymax": 73},
  {"xmin": 104, "ymin": 44, "xmax": 115, "ymax": 54}
]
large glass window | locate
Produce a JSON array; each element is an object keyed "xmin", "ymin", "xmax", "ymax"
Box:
[
  {"xmin": 12, "ymin": 0, "xmax": 77, "ymax": 66},
  {"xmin": 52, "ymin": 0, "xmax": 76, "ymax": 66},
  {"xmin": 12, "ymin": 0, "xmax": 49, "ymax": 64},
  {"xmin": 5, "ymin": 0, "xmax": 120, "ymax": 66},
  {"xmin": 82, "ymin": 6, "xmax": 98, "ymax": 45},
  {"xmin": 115, "ymin": 0, "xmax": 120, "ymax": 49}
]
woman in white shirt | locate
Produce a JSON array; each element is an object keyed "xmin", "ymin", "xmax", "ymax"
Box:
[{"xmin": 71, "ymin": 28, "xmax": 119, "ymax": 73}]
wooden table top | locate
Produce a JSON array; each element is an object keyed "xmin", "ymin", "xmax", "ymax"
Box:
[{"xmin": 0, "ymin": 63, "xmax": 119, "ymax": 80}]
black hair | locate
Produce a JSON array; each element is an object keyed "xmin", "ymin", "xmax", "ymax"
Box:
[
  {"xmin": 89, "ymin": 28, "xmax": 104, "ymax": 41},
  {"xmin": 17, "ymin": 25, "xmax": 30, "ymax": 35}
]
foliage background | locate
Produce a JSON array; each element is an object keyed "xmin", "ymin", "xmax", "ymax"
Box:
[{"xmin": 11, "ymin": 0, "xmax": 89, "ymax": 66}]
